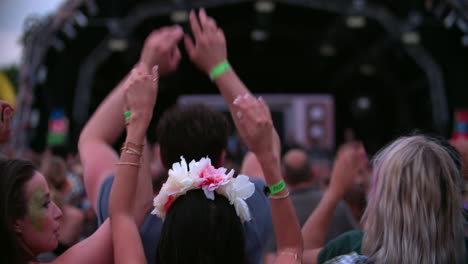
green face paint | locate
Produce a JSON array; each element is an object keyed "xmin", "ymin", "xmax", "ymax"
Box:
[{"xmin": 28, "ymin": 186, "xmax": 46, "ymax": 233}]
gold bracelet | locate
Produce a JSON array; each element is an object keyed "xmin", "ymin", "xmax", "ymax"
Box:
[
  {"xmin": 268, "ymin": 191, "xmax": 290, "ymax": 200},
  {"xmin": 121, "ymin": 147, "xmax": 142, "ymax": 157},
  {"xmin": 126, "ymin": 141, "xmax": 145, "ymax": 147},
  {"xmin": 116, "ymin": 162, "xmax": 140, "ymax": 167},
  {"xmin": 120, "ymin": 146, "xmax": 142, "ymax": 157}
]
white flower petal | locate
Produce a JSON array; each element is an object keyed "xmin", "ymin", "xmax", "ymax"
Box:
[
  {"xmin": 233, "ymin": 198, "xmax": 251, "ymax": 222},
  {"xmin": 232, "ymin": 175, "xmax": 255, "ymax": 200},
  {"xmin": 203, "ymin": 187, "xmax": 215, "ymax": 200}
]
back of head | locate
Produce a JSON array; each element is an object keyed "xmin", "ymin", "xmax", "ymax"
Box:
[
  {"xmin": 0, "ymin": 158, "xmax": 36, "ymax": 264},
  {"xmin": 282, "ymin": 149, "xmax": 311, "ymax": 185},
  {"xmin": 155, "ymin": 189, "xmax": 247, "ymax": 264},
  {"xmin": 362, "ymin": 135, "xmax": 465, "ymax": 264},
  {"xmin": 156, "ymin": 104, "xmax": 229, "ymax": 168},
  {"xmin": 40, "ymin": 156, "xmax": 67, "ymax": 191},
  {"xmin": 40, "ymin": 156, "xmax": 68, "ymax": 210}
]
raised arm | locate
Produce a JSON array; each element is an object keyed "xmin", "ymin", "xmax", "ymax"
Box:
[
  {"xmin": 184, "ymin": 9, "xmax": 252, "ymax": 116},
  {"xmin": 78, "ymin": 25, "xmax": 182, "ymax": 213},
  {"xmin": 109, "ymin": 66, "xmax": 158, "ymax": 264},
  {"xmin": 233, "ymin": 95, "xmax": 302, "ymax": 264},
  {"xmin": 301, "ymin": 143, "xmax": 367, "ymax": 264},
  {"xmin": 185, "ymin": 9, "xmax": 302, "ymax": 263},
  {"xmin": 54, "ymin": 26, "xmax": 181, "ymax": 264}
]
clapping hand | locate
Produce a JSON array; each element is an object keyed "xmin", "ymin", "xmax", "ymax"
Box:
[
  {"xmin": 139, "ymin": 25, "xmax": 183, "ymax": 75},
  {"xmin": 123, "ymin": 65, "xmax": 159, "ymax": 135}
]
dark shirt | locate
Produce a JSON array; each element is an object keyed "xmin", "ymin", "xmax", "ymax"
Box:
[
  {"xmin": 97, "ymin": 175, "xmax": 273, "ymax": 264},
  {"xmin": 266, "ymin": 187, "xmax": 357, "ymax": 252}
]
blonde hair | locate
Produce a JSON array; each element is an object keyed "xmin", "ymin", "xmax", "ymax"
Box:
[{"xmin": 362, "ymin": 135, "xmax": 465, "ymax": 264}]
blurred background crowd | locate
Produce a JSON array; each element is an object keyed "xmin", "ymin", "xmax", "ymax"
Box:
[{"xmin": 1, "ymin": 0, "xmax": 468, "ymax": 262}]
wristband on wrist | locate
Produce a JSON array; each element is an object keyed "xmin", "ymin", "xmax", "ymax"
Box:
[
  {"xmin": 210, "ymin": 60, "xmax": 231, "ymax": 80},
  {"xmin": 264, "ymin": 179, "xmax": 286, "ymax": 196},
  {"xmin": 124, "ymin": 110, "xmax": 131, "ymax": 121}
]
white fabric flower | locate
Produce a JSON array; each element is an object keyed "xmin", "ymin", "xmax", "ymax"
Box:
[
  {"xmin": 151, "ymin": 157, "xmax": 255, "ymax": 222},
  {"xmin": 219, "ymin": 174, "xmax": 255, "ymax": 222}
]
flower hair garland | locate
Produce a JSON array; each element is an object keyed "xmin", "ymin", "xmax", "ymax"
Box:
[{"xmin": 151, "ymin": 156, "xmax": 255, "ymax": 222}]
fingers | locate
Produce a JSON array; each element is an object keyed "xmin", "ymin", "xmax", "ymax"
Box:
[
  {"xmin": 199, "ymin": 8, "xmax": 208, "ymax": 29},
  {"xmin": 165, "ymin": 25, "xmax": 184, "ymax": 47},
  {"xmin": 184, "ymin": 35, "xmax": 195, "ymax": 58},
  {"xmin": 190, "ymin": 10, "xmax": 202, "ymax": 39},
  {"xmin": 170, "ymin": 47, "xmax": 182, "ymax": 69}
]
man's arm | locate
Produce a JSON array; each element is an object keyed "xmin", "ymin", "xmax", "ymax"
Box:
[
  {"xmin": 54, "ymin": 26, "xmax": 182, "ymax": 264},
  {"xmin": 302, "ymin": 143, "xmax": 367, "ymax": 249},
  {"xmin": 78, "ymin": 26, "xmax": 183, "ymax": 217}
]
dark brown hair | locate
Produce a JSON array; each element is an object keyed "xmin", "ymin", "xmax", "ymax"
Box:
[
  {"xmin": 156, "ymin": 104, "xmax": 229, "ymax": 168},
  {"xmin": 0, "ymin": 158, "xmax": 36, "ymax": 264}
]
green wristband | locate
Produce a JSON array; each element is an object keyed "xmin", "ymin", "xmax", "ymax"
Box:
[
  {"xmin": 210, "ymin": 60, "xmax": 231, "ymax": 80},
  {"xmin": 124, "ymin": 110, "xmax": 131, "ymax": 121},
  {"xmin": 265, "ymin": 179, "xmax": 286, "ymax": 195}
]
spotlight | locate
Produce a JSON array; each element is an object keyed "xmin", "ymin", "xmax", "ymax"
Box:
[
  {"xmin": 251, "ymin": 29, "xmax": 269, "ymax": 42},
  {"xmin": 170, "ymin": 10, "xmax": 189, "ymax": 23},
  {"xmin": 108, "ymin": 39, "xmax": 128, "ymax": 52},
  {"xmin": 359, "ymin": 64, "xmax": 376, "ymax": 76},
  {"xmin": 401, "ymin": 31, "xmax": 420, "ymax": 44},
  {"xmin": 255, "ymin": 1, "xmax": 275, "ymax": 13},
  {"xmin": 74, "ymin": 11, "xmax": 88, "ymax": 27},
  {"xmin": 356, "ymin": 96, "xmax": 371, "ymax": 110},
  {"xmin": 462, "ymin": 35, "xmax": 468, "ymax": 46},
  {"xmin": 37, "ymin": 65, "xmax": 48, "ymax": 84},
  {"xmin": 309, "ymin": 125, "xmax": 324, "ymax": 139},
  {"xmin": 86, "ymin": 0, "xmax": 98, "ymax": 16},
  {"xmin": 62, "ymin": 21, "xmax": 77, "ymax": 39},
  {"xmin": 444, "ymin": 10, "xmax": 457, "ymax": 28},
  {"xmin": 346, "ymin": 16, "xmax": 366, "ymax": 28},
  {"xmin": 309, "ymin": 106, "xmax": 325, "ymax": 121},
  {"xmin": 457, "ymin": 19, "xmax": 468, "ymax": 33},
  {"xmin": 319, "ymin": 44, "xmax": 336, "ymax": 57},
  {"xmin": 51, "ymin": 37, "xmax": 65, "ymax": 52}
]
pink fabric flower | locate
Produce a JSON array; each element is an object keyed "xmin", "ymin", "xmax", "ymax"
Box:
[{"xmin": 152, "ymin": 156, "xmax": 253, "ymax": 222}]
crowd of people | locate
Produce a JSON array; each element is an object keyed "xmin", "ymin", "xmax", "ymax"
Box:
[{"xmin": 1, "ymin": 8, "xmax": 467, "ymax": 264}]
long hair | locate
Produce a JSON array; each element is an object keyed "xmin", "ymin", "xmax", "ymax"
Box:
[
  {"xmin": 0, "ymin": 158, "xmax": 36, "ymax": 264},
  {"xmin": 155, "ymin": 189, "xmax": 248, "ymax": 264},
  {"xmin": 362, "ymin": 135, "xmax": 466, "ymax": 263}
]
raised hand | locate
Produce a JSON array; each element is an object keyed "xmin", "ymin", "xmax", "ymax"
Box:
[
  {"xmin": 231, "ymin": 95, "xmax": 280, "ymax": 159},
  {"xmin": 184, "ymin": 9, "xmax": 227, "ymax": 75},
  {"xmin": 329, "ymin": 142, "xmax": 368, "ymax": 198},
  {"xmin": 123, "ymin": 65, "xmax": 159, "ymax": 135},
  {"xmin": 139, "ymin": 25, "xmax": 183, "ymax": 75},
  {"xmin": 0, "ymin": 101, "xmax": 13, "ymax": 145}
]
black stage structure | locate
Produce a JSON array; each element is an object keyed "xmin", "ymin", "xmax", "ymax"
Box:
[{"xmin": 14, "ymin": 0, "xmax": 468, "ymax": 155}]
